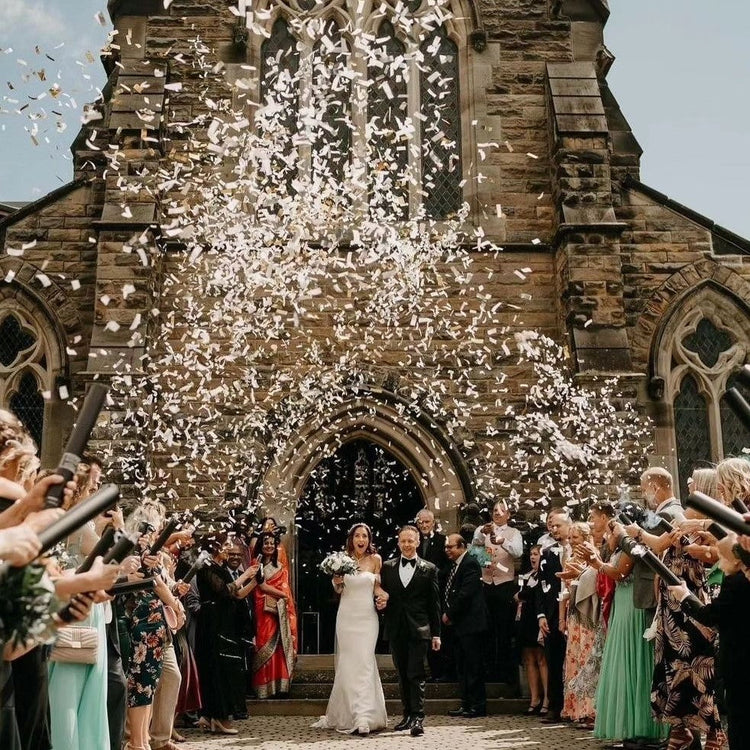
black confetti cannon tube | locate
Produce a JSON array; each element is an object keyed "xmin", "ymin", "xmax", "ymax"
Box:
[
  {"xmin": 707, "ymin": 522, "xmax": 728, "ymax": 540},
  {"xmin": 736, "ymin": 364, "xmax": 750, "ymax": 389},
  {"xmin": 685, "ymin": 492, "xmax": 750, "ymax": 537},
  {"xmin": 44, "ymin": 383, "xmax": 108, "ymax": 508},
  {"xmin": 75, "ymin": 526, "xmax": 116, "ymax": 574},
  {"xmin": 148, "ymin": 517, "xmax": 180, "ymax": 557},
  {"xmin": 109, "ymin": 577, "xmax": 155, "ymax": 596},
  {"xmin": 37, "ymin": 484, "xmax": 119, "ymax": 554},
  {"xmin": 618, "ymin": 513, "xmax": 682, "ymax": 586},
  {"xmin": 57, "ymin": 532, "xmax": 137, "ymax": 623},
  {"xmin": 180, "ymin": 552, "xmax": 210, "ymax": 585},
  {"xmin": 731, "ymin": 498, "xmax": 750, "ymax": 515},
  {"xmin": 725, "ymin": 387, "xmax": 750, "ymax": 433}
]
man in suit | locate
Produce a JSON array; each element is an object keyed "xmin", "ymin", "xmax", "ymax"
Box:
[
  {"xmin": 442, "ymin": 534, "xmax": 487, "ymax": 718},
  {"xmin": 416, "ymin": 509, "xmax": 450, "ymax": 681},
  {"xmin": 377, "ymin": 525, "xmax": 441, "ymax": 737},
  {"xmin": 534, "ymin": 508, "xmax": 570, "ymax": 723}
]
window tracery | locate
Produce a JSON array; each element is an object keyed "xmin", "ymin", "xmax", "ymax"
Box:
[
  {"xmin": 659, "ymin": 292, "xmax": 750, "ymax": 496},
  {"xmin": 0, "ymin": 307, "xmax": 54, "ymax": 450},
  {"xmin": 247, "ymin": 0, "xmax": 468, "ymax": 220}
]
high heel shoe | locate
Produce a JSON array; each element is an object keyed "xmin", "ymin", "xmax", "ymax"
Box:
[
  {"xmin": 196, "ymin": 717, "xmax": 211, "ymax": 732},
  {"xmin": 539, "ymin": 703, "xmax": 549, "ymax": 716},
  {"xmin": 210, "ymin": 719, "xmax": 239, "ymax": 735},
  {"xmin": 525, "ymin": 702, "xmax": 542, "ymax": 715}
]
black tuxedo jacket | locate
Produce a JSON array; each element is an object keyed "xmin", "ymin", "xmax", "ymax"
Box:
[
  {"xmin": 419, "ymin": 532, "xmax": 449, "ymax": 573},
  {"xmin": 380, "ymin": 557, "xmax": 441, "ymax": 642},
  {"xmin": 444, "ymin": 553, "xmax": 487, "ymax": 636},
  {"xmin": 534, "ymin": 545, "xmax": 564, "ymax": 631}
]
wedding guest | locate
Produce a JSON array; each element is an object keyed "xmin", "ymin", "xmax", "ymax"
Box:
[
  {"xmin": 121, "ymin": 504, "xmax": 171, "ymax": 750},
  {"xmin": 589, "ymin": 525, "xmax": 667, "ymax": 743},
  {"xmin": 196, "ymin": 536, "xmax": 259, "ymax": 733},
  {"xmin": 472, "ymin": 500, "xmax": 523, "ymax": 686},
  {"xmin": 251, "ymin": 532, "xmax": 297, "ymax": 699},
  {"xmin": 443, "ymin": 534, "xmax": 487, "ymax": 718},
  {"xmin": 416, "ymin": 509, "xmax": 449, "ymax": 681},
  {"xmin": 588, "ymin": 501, "xmax": 616, "ymax": 628},
  {"xmin": 47, "ymin": 462, "xmax": 121, "ymax": 750},
  {"xmin": 623, "ymin": 502, "xmax": 724, "ymax": 748},
  {"xmin": 514, "ymin": 545, "xmax": 548, "ymax": 715},
  {"xmin": 560, "ymin": 522, "xmax": 599, "ymax": 727},
  {"xmin": 534, "ymin": 508, "xmax": 569, "ymax": 722},
  {"xmin": 150, "ymin": 543, "xmax": 189, "ymax": 750},
  {"xmin": 248, "ymin": 517, "xmax": 289, "ymax": 568},
  {"xmin": 668, "ymin": 533, "xmax": 750, "ymax": 750}
]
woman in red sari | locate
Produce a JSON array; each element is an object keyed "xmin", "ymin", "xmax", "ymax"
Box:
[{"xmin": 251, "ymin": 532, "xmax": 298, "ymax": 698}]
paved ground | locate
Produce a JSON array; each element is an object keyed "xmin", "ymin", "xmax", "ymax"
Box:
[{"xmin": 177, "ymin": 715, "xmax": 606, "ymax": 749}]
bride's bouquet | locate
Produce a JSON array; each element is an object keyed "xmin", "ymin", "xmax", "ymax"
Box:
[{"xmin": 319, "ymin": 551, "xmax": 359, "ymax": 577}]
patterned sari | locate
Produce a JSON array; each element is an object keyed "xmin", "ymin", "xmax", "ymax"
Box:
[{"xmin": 251, "ymin": 560, "xmax": 297, "ymax": 698}]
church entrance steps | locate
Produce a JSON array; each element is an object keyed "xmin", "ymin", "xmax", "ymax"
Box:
[{"xmin": 247, "ymin": 654, "xmax": 527, "ymax": 715}]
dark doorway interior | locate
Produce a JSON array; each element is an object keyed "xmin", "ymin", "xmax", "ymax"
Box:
[{"xmin": 295, "ymin": 438, "xmax": 424, "ymax": 654}]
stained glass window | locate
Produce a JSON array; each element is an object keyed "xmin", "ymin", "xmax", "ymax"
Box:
[
  {"xmin": 8, "ymin": 371, "xmax": 44, "ymax": 450},
  {"xmin": 420, "ymin": 25, "xmax": 462, "ymax": 218},
  {"xmin": 367, "ymin": 21, "xmax": 409, "ymax": 220},
  {"xmin": 0, "ymin": 315, "xmax": 36, "ymax": 368},
  {"xmin": 683, "ymin": 318, "xmax": 733, "ymax": 368},
  {"xmin": 311, "ymin": 21, "xmax": 351, "ymax": 187},
  {"xmin": 260, "ymin": 18, "xmax": 300, "ymax": 195},
  {"xmin": 720, "ymin": 373, "xmax": 750, "ymax": 457},
  {"xmin": 674, "ymin": 374, "xmax": 711, "ymax": 497}
]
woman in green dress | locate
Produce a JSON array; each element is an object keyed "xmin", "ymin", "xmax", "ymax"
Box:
[{"xmin": 588, "ymin": 530, "xmax": 668, "ymax": 743}]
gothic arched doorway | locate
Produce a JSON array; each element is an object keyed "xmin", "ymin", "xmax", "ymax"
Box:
[{"xmin": 295, "ymin": 438, "xmax": 424, "ymax": 654}]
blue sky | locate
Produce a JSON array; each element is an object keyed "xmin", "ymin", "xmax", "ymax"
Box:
[{"xmin": 1, "ymin": 0, "xmax": 749, "ymax": 238}]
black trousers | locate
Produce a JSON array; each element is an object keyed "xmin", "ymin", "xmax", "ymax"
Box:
[
  {"xmin": 543, "ymin": 629, "xmax": 566, "ymax": 715},
  {"xmin": 106, "ymin": 646, "xmax": 127, "ymax": 750},
  {"xmin": 12, "ymin": 647, "xmax": 49, "ymax": 750},
  {"xmin": 483, "ymin": 581, "xmax": 518, "ymax": 683},
  {"xmin": 455, "ymin": 632, "xmax": 486, "ymax": 713},
  {"xmin": 390, "ymin": 637, "xmax": 428, "ymax": 719}
]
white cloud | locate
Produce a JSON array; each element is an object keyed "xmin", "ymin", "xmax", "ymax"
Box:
[{"xmin": 0, "ymin": 0, "xmax": 68, "ymax": 42}]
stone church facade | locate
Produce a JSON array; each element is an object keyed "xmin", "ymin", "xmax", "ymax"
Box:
[{"xmin": 0, "ymin": 0, "xmax": 749, "ymax": 531}]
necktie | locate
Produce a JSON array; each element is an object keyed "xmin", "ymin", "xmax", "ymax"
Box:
[
  {"xmin": 421, "ymin": 536, "xmax": 429, "ymax": 557},
  {"xmin": 446, "ymin": 561, "xmax": 458, "ymax": 591},
  {"xmin": 401, "ymin": 557, "xmax": 416, "ymax": 567}
]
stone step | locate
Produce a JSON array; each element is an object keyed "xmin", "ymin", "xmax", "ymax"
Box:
[
  {"xmin": 246, "ymin": 697, "xmax": 527, "ymax": 716},
  {"xmin": 290, "ymin": 682, "xmax": 519, "ymax": 700}
]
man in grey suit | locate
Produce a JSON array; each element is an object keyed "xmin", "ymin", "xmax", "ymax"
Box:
[{"xmin": 632, "ymin": 467, "xmax": 685, "ymax": 611}]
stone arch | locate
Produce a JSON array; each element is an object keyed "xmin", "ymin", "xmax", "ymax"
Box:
[
  {"xmin": 0, "ymin": 260, "xmax": 78, "ymax": 462},
  {"xmin": 259, "ymin": 392, "xmax": 471, "ymax": 532},
  {"xmin": 631, "ymin": 259, "xmax": 750, "ymax": 372},
  {"xmin": 0, "ymin": 257, "xmax": 82, "ymax": 365}
]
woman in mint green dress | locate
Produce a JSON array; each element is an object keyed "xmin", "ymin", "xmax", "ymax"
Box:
[
  {"xmin": 590, "ymin": 543, "xmax": 668, "ymax": 742},
  {"xmin": 48, "ymin": 513, "xmax": 110, "ymax": 750}
]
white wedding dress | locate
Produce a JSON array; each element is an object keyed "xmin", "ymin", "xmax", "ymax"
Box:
[{"xmin": 312, "ymin": 571, "xmax": 387, "ymax": 733}]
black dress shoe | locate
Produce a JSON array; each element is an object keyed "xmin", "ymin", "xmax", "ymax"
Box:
[
  {"xmin": 465, "ymin": 709, "xmax": 486, "ymax": 718},
  {"xmin": 540, "ymin": 713, "xmax": 562, "ymax": 724},
  {"xmin": 410, "ymin": 718, "xmax": 424, "ymax": 737},
  {"xmin": 447, "ymin": 708, "xmax": 468, "ymax": 717},
  {"xmin": 393, "ymin": 716, "xmax": 413, "ymax": 731}
]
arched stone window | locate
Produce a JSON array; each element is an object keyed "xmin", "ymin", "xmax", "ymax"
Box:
[
  {"xmin": 247, "ymin": 0, "xmax": 472, "ymax": 220},
  {"xmin": 657, "ymin": 289, "xmax": 750, "ymax": 496},
  {"xmin": 0, "ymin": 307, "xmax": 55, "ymax": 450}
]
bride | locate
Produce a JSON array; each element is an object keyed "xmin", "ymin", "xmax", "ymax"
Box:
[{"xmin": 312, "ymin": 523, "xmax": 389, "ymax": 735}]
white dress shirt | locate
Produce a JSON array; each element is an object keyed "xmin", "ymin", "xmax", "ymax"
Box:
[{"xmin": 399, "ymin": 555, "xmax": 418, "ymax": 587}]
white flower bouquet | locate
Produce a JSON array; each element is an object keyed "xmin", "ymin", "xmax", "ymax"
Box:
[{"xmin": 319, "ymin": 551, "xmax": 359, "ymax": 576}]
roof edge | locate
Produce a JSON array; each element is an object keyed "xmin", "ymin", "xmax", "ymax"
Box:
[
  {"xmin": 0, "ymin": 178, "xmax": 92, "ymax": 232},
  {"xmin": 622, "ymin": 174, "xmax": 750, "ymax": 256}
]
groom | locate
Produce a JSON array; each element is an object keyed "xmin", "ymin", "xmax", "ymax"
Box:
[{"xmin": 377, "ymin": 525, "xmax": 441, "ymax": 737}]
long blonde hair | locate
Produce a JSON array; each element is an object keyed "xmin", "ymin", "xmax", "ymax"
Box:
[
  {"xmin": 690, "ymin": 467, "xmax": 718, "ymax": 499},
  {"xmin": 715, "ymin": 457, "xmax": 750, "ymax": 505},
  {"xmin": 0, "ymin": 410, "xmax": 37, "ymax": 480}
]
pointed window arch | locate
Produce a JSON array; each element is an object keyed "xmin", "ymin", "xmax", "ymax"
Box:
[
  {"xmin": 0, "ymin": 306, "xmax": 56, "ymax": 452},
  {"xmin": 657, "ymin": 287, "xmax": 750, "ymax": 496},
  {"xmin": 250, "ymin": 2, "xmax": 471, "ymax": 222}
]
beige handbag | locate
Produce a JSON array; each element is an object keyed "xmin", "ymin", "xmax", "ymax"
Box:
[{"xmin": 50, "ymin": 626, "xmax": 99, "ymax": 664}]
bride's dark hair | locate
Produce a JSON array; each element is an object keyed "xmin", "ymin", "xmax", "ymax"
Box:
[{"xmin": 345, "ymin": 523, "xmax": 377, "ymax": 556}]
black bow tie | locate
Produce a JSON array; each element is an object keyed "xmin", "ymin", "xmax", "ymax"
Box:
[{"xmin": 401, "ymin": 557, "xmax": 416, "ymax": 567}]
